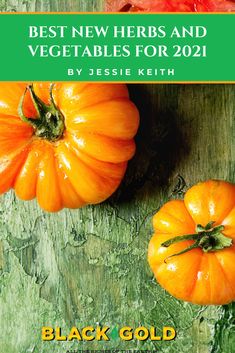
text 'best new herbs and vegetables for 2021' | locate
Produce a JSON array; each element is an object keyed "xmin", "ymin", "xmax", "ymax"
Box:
[
  {"xmin": 0, "ymin": 83, "xmax": 139, "ymax": 212},
  {"xmin": 148, "ymin": 180, "xmax": 235, "ymax": 306}
]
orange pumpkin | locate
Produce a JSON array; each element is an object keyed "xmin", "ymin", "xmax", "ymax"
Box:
[
  {"xmin": 0, "ymin": 83, "xmax": 139, "ymax": 212},
  {"xmin": 148, "ymin": 180, "xmax": 235, "ymax": 305}
]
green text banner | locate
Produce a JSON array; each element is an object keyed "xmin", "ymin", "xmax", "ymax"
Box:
[{"xmin": 0, "ymin": 13, "xmax": 234, "ymax": 82}]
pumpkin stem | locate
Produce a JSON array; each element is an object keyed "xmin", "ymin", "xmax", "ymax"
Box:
[
  {"xmin": 18, "ymin": 84, "xmax": 65, "ymax": 142},
  {"xmin": 162, "ymin": 221, "xmax": 232, "ymax": 262}
]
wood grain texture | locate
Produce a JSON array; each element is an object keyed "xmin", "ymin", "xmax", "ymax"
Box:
[{"xmin": 0, "ymin": 1, "xmax": 235, "ymax": 353}]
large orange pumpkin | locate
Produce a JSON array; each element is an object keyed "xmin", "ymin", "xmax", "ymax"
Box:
[
  {"xmin": 0, "ymin": 83, "xmax": 139, "ymax": 212},
  {"xmin": 148, "ymin": 180, "xmax": 235, "ymax": 305}
]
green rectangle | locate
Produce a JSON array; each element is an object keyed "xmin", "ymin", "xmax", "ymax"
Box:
[{"xmin": 0, "ymin": 13, "xmax": 234, "ymax": 82}]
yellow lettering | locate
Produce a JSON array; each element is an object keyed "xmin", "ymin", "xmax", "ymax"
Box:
[
  {"xmin": 42, "ymin": 327, "xmax": 54, "ymax": 341},
  {"xmin": 135, "ymin": 327, "xmax": 149, "ymax": 341},
  {"xmin": 150, "ymin": 327, "xmax": 162, "ymax": 341},
  {"xmin": 163, "ymin": 327, "xmax": 176, "ymax": 341},
  {"xmin": 55, "ymin": 327, "xmax": 67, "ymax": 341},
  {"xmin": 68, "ymin": 327, "xmax": 82, "ymax": 341},
  {"xmin": 82, "ymin": 327, "xmax": 95, "ymax": 341},
  {"xmin": 96, "ymin": 326, "xmax": 110, "ymax": 341},
  {"xmin": 119, "ymin": 327, "xmax": 133, "ymax": 341}
]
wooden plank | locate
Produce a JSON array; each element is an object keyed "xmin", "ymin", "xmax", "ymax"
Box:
[
  {"xmin": 0, "ymin": 1, "xmax": 235, "ymax": 353},
  {"xmin": 0, "ymin": 0, "xmax": 104, "ymax": 12}
]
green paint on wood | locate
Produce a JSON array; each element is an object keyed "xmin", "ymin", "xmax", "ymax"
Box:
[{"xmin": 0, "ymin": 2, "xmax": 235, "ymax": 353}]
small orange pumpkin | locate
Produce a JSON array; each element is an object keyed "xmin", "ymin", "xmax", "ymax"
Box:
[
  {"xmin": 148, "ymin": 180, "xmax": 235, "ymax": 305},
  {"xmin": 0, "ymin": 83, "xmax": 139, "ymax": 212}
]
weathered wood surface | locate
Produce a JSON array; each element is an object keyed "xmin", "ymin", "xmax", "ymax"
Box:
[{"xmin": 0, "ymin": 1, "xmax": 235, "ymax": 353}]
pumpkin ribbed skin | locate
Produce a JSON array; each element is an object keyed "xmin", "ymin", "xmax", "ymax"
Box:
[
  {"xmin": 148, "ymin": 180, "xmax": 235, "ymax": 305},
  {"xmin": 0, "ymin": 83, "xmax": 139, "ymax": 212}
]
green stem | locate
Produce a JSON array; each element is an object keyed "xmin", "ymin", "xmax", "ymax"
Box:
[
  {"xmin": 161, "ymin": 221, "xmax": 232, "ymax": 262},
  {"xmin": 18, "ymin": 84, "xmax": 65, "ymax": 142},
  {"xmin": 162, "ymin": 233, "xmax": 199, "ymax": 248}
]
